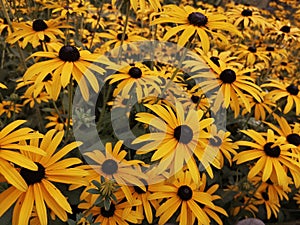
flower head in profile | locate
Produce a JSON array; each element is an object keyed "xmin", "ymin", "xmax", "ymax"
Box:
[
  {"xmin": 23, "ymin": 42, "xmax": 106, "ymax": 101},
  {"xmin": 132, "ymin": 101, "xmax": 214, "ymax": 184},
  {"xmin": 0, "ymin": 129, "xmax": 88, "ymax": 225},
  {"xmin": 0, "ymin": 100, "xmax": 22, "ymax": 118},
  {"xmin": 148, "ymin": 169, "xmax": 228, "ymax": 225},
  {"xmin": 7, "ymin": 19, "xmax": 68, "ymax": 48},
  {"xmin": 151, "ymin": 4, "xmax": 241, "ymax": 52}
]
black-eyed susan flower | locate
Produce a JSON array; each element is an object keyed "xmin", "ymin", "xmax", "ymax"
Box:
[
  {"xmin": 226, "ymin": 4, "xmax": 271, "ymax": 30},
  {"xmin": 106, "ymin": 62, "xmax": 162, "ymax": 102},
  {"xmin": 207, "ymin": 124, "xmax": 238, "ymax": 168},
  {"xmin": 241, "ymin": 93, "xmax": 276, "ymax": 121},
  {"xmin": 84, "ymin": 140, "xmax": 147, "ymax": 204},
  {"xmin": 0, "ymin": 129, "xmax": 88, "ymax": 225},
  {"xmin": 132, "ymin": 102, "xmax": 214, "ymax": 184},
  {"xmin": 45, "ymin": 111, "xmax": 72, "ymax": 131},
  {"xmin": 253, "ymin": 190, "xmax": 281, "ymax": 219},
  {"xmin": 151, "ymin": 4, "xmax": 241, "ymax": 52},
  {"xmin": 0, "ymin": 100, "xmax": 22, "ymax": 118},
  {"xmin": 234, "ymin": 129, "xmax": 300, "ymax": 189},
  {"xmin": 262, "ymin": 80, "xmax": 300, "ymax": 115},
  {"xmin": 148, "ymin": 169, "xmax": 227, "ymax": 225},
  {"xmin": 0, "ymin": 120, "xmax": 45, "ymax": 191},
  {"xmin": 267, "ymin": 20, "xmax": 300, "ymax": 43},
  {"xmin": 23, "ymin": 42, "xmax": 106, "ymax": 101},
  {"xmin": 7, "ymin": 19, "xmax": 67, "ymax": 48},
  {"xmin": 234, "ymin": 44, "xmax": 270, "ymax": 67},
  {"xmin": 79, "ymin": 195, "xmax": 143, "ymax": 225},
  {"xmin": 191, "ymin": 59, "xmax": 262, "ymax": 114},
  {"xmin": 21, "ymin": 92, "xmax": 50, "ymax": 108},
  {"xmin": 112, "ymin": 0, "xmax": 161, "ymax": 13},
  {"xmin": 98, "ymin": 29, "xmax": 147, "ymax": 51}
]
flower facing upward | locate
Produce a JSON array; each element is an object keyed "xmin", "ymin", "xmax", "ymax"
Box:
[
  {"xmin": 132, "ymin": 102, "xmax": 214, "ymax": 185},
  {"xmin": 23, "ymin": 42, "xmax": 106, "ymax": 101},
  {"xmin": 84, "ymin": 141, "xmax": 147, "ymax": 204},
  {"xmin": 234, "ymin": 129, "xmax": 300, "ymax": 189},
  {"xmin": 7, "ymin": 19, "xmax": 67, "ymax": 48},
  {"xmin": 0, "ymin": 129, "xmax": 88, "ymax": 225},
  {"xmin": 106, "ymin": 62, "xmax": 162, "ymax": 102},
  {"xmin": 151, "ymin": 5, "xmax": 241, "ymax": 52},
  {"xmin": 148, "ymin": 169, "xmax": 227, "ymax": 225},
  {"xmin": 191, "ymin": 59, "xmax": 262, "ymax": 115}
]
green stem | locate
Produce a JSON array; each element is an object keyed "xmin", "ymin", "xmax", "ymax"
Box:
[
  {"xmin": 65, "ymin": 81, "xmax": 73, "ymax": 141},
  {"xmin": 117, "ymin": 1, "xmax": 130, "ymax": 64},
  {"xmin": 96, "ymin": 85, "xmax": 112, "ymax": 131},
  {"xmin": 0, "ymin": 0, "xmax": 27, "ymax": 70}
]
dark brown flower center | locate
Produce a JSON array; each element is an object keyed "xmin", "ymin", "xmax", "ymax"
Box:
[
  {"xmin": 262, "ymin": 192, "xmax": 269, "ymax": 201},
  {"xmin": 177, "ymin": 185, "xmax": 193, "ymax": 201},
  {"xmin": 100, "ymin": 203, "xmax": 116, "ymax": 217},
  {"xmin": 219, "ymin": 69, "xmax": 236, "ymax": 84},
  {"xmin": 92, "ymin": 15, "xmax": 98, "ymax": 20},
  {"xmin": 191, "ymin": 95, "xmax": 200, "ymax": 104},
  {"xmin": 241, "ymin": 9, "xmax": 252, "ymax": 17},
  {"xmin": 20, "ymin": 162, "xmax": 45, "ymax": 185},
  {"xmin": 188, "ymin": 12, "xmax": 208, "ymax": 27},
  {"xmin": 210, "ymin": 56, "xmax": 220, "ymax": 67},
  {"xmin": 286, "ymin": 84, "xmax": 299, "ymax": 95},
  {"xmin": 32, "ymin": 19, "xmax": 48, "ymax": 31},
  {"xmin": 59, "ymin": 46, "xmax": 80, "ymax": 62},
  {"xmin": 286, "ymin": 133, "xmax": 300, "ymax": 146},
  {"xmin": 281, "ymin": 62, "xmax": 287, "ymax": 66},
  {"xmin": 128, "ymin": 67, "xmax": 142, "ymax": 78},
  {"xmin": 266, "ymin": 46, "xmax": 274, "ymax": 51},
  {"xmin": 280, "ymin": 25, "xmax": 290, "ymax": 33},
  {"xmin": 117, "ymin": 33, "xmax": 128, "ymax": 41},
  {"xmin": 248, "ymin": 46, "xmax": 257, "ymax": 53},
  {"xmin": 174, "ymin": 125, "xmax": 193, "ymax": 144},
  {"xmin": 102, "ymin": 159, "xmax": 118, "ymax": 175},
  {"xmin": 264, "ymin": 142, "xmax": 281, "ymax": 158},
  {"xmin": 209, "ymin": 136, "xmax": 222, "ymax": 147},
  {"xmin": 3, "ymin": 105, "xmax": 10, "ymax": 110}
]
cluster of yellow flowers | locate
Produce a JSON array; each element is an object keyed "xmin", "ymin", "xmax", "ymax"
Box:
[{"xmin": 0, "ymin": 0, "xmax": 300, "ymax": 224}]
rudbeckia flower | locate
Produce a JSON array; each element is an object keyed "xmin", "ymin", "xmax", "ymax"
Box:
[
  {"xmin": 0, "ymin": 129, "xmax": 88, "ymax": 225},
  {"xmin": 79, "ymin": 194, "xmax": 143, "ymax": 225},
  {"xmin": 191, "ymin": 59, "xmax": 262, "ymax": 115},
  {"xmin": 148, "ymin": 169, "xmax": 227, "ymax": 225},
  {"xmin": 226, "ymin": 4, "xmax": 271, "ymax": 30},
  {"xmin": 112, "ymin": 0, "xmax": 161, "ymax": 13},
  {"xmin": 0, "ymin": 120, "xmax": 45, "ymax": 191},
  {"xmin": 21, "ymin": 92, "xmax": 50, "ymax": 108},
  {"xmin": 262, "ymin": 80, "xmax": 300, "ymax": 115},
  {"xmin": 267, "ymin": 20, "xmax": 300, "ymax": 43},
  {"xmin": 23, "ymin": 43, "xmax": 106, "ymax": 101},
  {"xmin": 0, "ymin": 100, "xmax": 22, "ymax": 118},
  {"xmin": 151, "ymin": 4, "xmax": 241, "ymax": 52},
  {"xmin": 253, "ymin": 190, "xmax": 281, "ymax": 219},
  {"xmin": 234, "ymin": 44, "xmax": 270, "ymax": 67},
  {"xmin": 234, "ymin": 129, "xmax": 300, "ymax": 189},
  {"xmin": 241, "ymin": 93, "xmax": 276, "ymax": 121},
  {"xmin": 45, "ymin": 111, "xmax": 72, "ymax": 131},
  {"xmin": 84, "ymin": 140, "xmax": 147, "ymax": 204},
  {"xmin": 7, "ymin": 19, "xmax": 67, "ymax": 48},
  {"xmin": 132, "ymin": 102, "xmax": 214, "ymax": 184},
  {"xmin": 106, "ymin": 62, "xmax": 162, "ymax": 102}
]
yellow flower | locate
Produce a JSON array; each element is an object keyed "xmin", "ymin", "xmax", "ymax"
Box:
[
  {"xmin": 23, "ymin": 42, "xmax": 106, "ymax": 101},
  {"xmin": 0, "ymin": 130, "xmax": 88, "ymax": 225},
  {"xmin": 151, "ymin": 4, "xmax": 241, "ymax": 52},
  {"xmin": 0, "ymin": 120, "xmax": 45, "ymax": 191}
]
